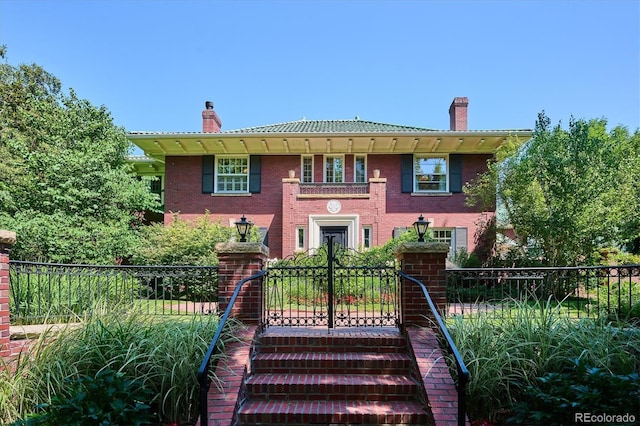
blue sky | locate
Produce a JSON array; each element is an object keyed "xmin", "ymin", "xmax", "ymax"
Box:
[{"xmin": 1, "ymin": 0, "xmax": 638, "ymax": 136}]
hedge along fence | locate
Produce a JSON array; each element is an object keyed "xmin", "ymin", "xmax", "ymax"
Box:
[{"xmin": 9, "ymin": 261, "xmax": 219, "ymax": 324}]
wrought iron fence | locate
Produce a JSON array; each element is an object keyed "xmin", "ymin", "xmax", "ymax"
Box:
[
  {"xmin": 9, "ymin": 261, "xmax": 218, "ymax": 324},
  {"xmin": 264, "ymin": 245, "xmax": 400, "ymax": 327},
  {"xmin": 446, "ymin": 265, "xmax": 640, "ymax": 320}
]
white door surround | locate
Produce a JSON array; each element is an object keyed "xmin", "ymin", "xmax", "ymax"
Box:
[{"xmin": 308, "ymin": 215, "xmax": 359, "ymax": 251}]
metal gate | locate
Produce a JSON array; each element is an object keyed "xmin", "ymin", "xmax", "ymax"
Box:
[{"xmin": 263, "ymin": 236, "xmax": 400, "ymax": 328}]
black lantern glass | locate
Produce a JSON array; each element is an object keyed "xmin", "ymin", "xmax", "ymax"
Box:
[
  {"xmin": 413, "ymin": 214, "xmax": 430, "ymax": 242},
  {"xmin": 235, "ymin": 215, "xmax": 252, "ymax": 242}
]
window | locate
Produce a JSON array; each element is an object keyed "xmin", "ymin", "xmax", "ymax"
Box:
[
  {"xmin": 149, "ymin": 176, "xmax": 162, "ymax": 194},
  {"xmin": 296, "ymin": 226, "xmax": 306, "ymax": 251},
  {"xmin": 216, "ymin": 157, "xmax": 249, "ymax": 193},
  {"xmin": 414, "ymin": 156, "xmax": 447, "ymax": 192},
  {"xmin": 302, "ymin": 156, "xmax": 313, "ymax": 183},
  {"xmin": 433, "ymin": 228, "xmax": 455, "ymax": 257},
  {"xmin": 354, "ymin": 155, "xmax": 366, "ymax": 183},
  {"xmin": 362, "ymin": 226, "xmax": 372, "ymax": 249},
  {"xmin": 324, "ymin": 156, "xmax": 344, "ymax": 183},
  {"xmin": 432, "ymin": 229, "xmax": 452, "ymax": 245}
]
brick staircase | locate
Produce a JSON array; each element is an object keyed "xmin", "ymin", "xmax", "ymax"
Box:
[{"xmin": 235, "ymin": 327, "xmax": 435, "ymax": 425}]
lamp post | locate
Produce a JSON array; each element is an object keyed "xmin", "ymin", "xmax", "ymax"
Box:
[
  {"xmin": 235, "ymin": 215, "xmax": 252, "ymax": 242},
  {"xmin": 413, "ymin": 214, "xmax": 430, "ymax": 242}
]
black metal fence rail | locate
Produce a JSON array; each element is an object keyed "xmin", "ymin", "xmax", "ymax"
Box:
[
  {"xmin": 446, "ymin": 265, "xmax": 640, "ymax": 320},
  {"xmin": 399, "ymin": 271, "xmax": 469, "ymax": 426},
  {"xmin": 197, "ymin": 269, "xmax": 266, "ymax": 426},
  {"xmin": 9, "ymin": 261, "xmax": 219, "ymax": 324}
]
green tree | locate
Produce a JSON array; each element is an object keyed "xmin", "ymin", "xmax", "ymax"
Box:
[
  {"xmin": 0, "ymin": 55, "xmax": 159, "ymax": 263},
  {"xmin": 465, "ymin": 112, "xmax": 640, "ymax": 266}
]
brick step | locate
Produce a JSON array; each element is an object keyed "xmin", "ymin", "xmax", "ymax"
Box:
[
  {"xmin": 245, "ymin": 373, "xmax": 420, "ymax": 401},
  {"xmin": 252, "ymin": 351, "xmax": 413, "ymax": 374},
  {"xmin": 257, "ymin": 330, "xmax": 407, "ymax": 354},
  {"xmin": 236, "ymin": 400, "xmax": 433, "ymax": 425}
]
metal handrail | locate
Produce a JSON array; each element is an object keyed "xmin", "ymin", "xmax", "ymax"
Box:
[
  {"xmin": 399, "ymin": 271, "xmax": 469, "ymax": 426},
  {"xmin": 196, "ymin": 269, "xmax": 266, "ymax": 426}
]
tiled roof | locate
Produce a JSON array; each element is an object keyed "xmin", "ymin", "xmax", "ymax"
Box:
[
  {"xmin": 128, "ymin": 119, "xmax": 533, "ymax": 137},
  {"xmin": 223, "ymin": 119, "xmax": 434, "ymax": 134}
]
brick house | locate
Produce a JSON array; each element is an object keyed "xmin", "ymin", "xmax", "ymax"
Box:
[{"xmin": 128, "ymin": 97, "xmax": 531, "ymax": 259}]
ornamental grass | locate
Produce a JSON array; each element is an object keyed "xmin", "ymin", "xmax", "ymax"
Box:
[{"xmin": 1, "ymin": 306, "xmax": 241, "ymax": 425}]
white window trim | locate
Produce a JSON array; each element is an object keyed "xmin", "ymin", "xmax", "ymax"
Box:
[
  {"xmin": 362, "ymin": 225, "xmax": 373, "ymax": 249},
  {"xmin": 414, "ymin": 154, "xmax": 449, "ymax": 193},
  {"xmin": 323, "ymin": 155, "xmax": 345, "ymax": 183},
  {"xmin": 301, "ymin": 155, "xmax": 314, "ymax": 183},
  {"xmin": 354, "ymin": 155, "xmax": 367, "ymax": 183},
  {"xmin": 215, "ymin": 155, "xmax": 249, "ymax": 194},
  {"xmin": 296, "ymin": 226, "xmax": 306, "ymax": 251}
]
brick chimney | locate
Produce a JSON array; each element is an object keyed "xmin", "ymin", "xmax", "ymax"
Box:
[
  {"xmin": 448, "ymin": 97, "xmax": 468, "ymax": 131},
  {"xmin": 202, "ymin": 101, "xmax": 222, "ymax": 133}
]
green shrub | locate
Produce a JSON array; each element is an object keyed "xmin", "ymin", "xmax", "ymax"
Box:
[
  {"xmin": 356, "ymin": 227, "xmax": 431, "ymax": 265},
  {"xmin": 1, "ymin": 212, "xmax": 142, "ymax": 264},
  {"xmin": 132, "ymin": 212, "xmax": 261, "ymax": 266},
  {"xmin": 450, "ymin": 248, "xmax": 481, "ymax": 268},
  {"xmin": 594, "ymin": 246, "xmax": 640, "ymax": 265},
  {"xmin": 13, "ymin": 369, "xmax": 155, "ymax": 426},
  {"xmin": 509, "ymin": 357, "xmax": 639, "ymax": 425},
  {"xmin": 597, "ymin": 280, "xmax": 640, "ymax": 321}
]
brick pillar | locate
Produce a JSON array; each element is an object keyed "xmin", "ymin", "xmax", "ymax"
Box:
[
  {"xmin": 215, "ymin": 242, "xmax": 269, "ymax": 325},
  {"xmin": 282, "ymin": 175, "xmax": 300, "ymax": 257},
  {"xmin": 368, "ymin": 174, "xmax": 386, "ymax": 246},
  {"xmin": 395, "ymin": 242, "xmax": 449, "ymax": 328},
  {"xmin": 0, "ymin": 230, "xmax": 16, "ymax": 359}
]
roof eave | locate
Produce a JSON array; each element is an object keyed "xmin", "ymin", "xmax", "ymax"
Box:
[{"xmin": 127, "ymin": 129, "xmax": 532, "ymax": 139}]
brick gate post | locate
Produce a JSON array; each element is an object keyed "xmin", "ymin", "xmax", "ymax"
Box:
[
  {"xmin": 215, "ymin": 242, "xmax": 269, "ymax": 325},
  {"xmin": 395, "ymin": 242, "xmax": 449, "ymax": 328},
  {"xmin": 0, "ymin": 230, "xmax": 17, "ymax": 359}
]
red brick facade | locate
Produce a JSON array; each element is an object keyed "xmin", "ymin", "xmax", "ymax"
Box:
[
  {"xmin": 127, "ymin": 97, "xmax": 531, "ymax": 260},
  {"xmin": 162, "ymin": 153, "xmax": 493, "ymax": 259}
]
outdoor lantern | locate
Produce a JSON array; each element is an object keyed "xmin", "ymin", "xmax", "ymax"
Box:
[
  {"xmin": 413, "ymin": 214, "xmax": 430, "ymax": 242},
  {"xmin": 235, "ymin": 215, "xmax": 252, "ymax": 242}
]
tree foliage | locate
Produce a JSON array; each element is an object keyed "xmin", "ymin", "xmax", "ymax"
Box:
[
  {"xmin": 465, "ymin": 112, "xmax": 640, "ymax": 266},
  {"xmin": 0, "ymin": 55, "xmax": 159, "ymax": 263}
]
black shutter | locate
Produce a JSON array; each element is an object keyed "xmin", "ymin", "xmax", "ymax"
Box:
[
  {"xmin": 202, "ymin": 155, "xmax": 214, "ymax": 193},
  {"xmin": 249, "ymin": 155, "xmax": 261, "ymax": 193},
  {"xmin": 258, "ymin": 227, "xmax": 269, "ymax": 247},
  {"xmin": 449, "ymin": 154, "xmax": 463, "ymax": 193},
  {"xmin": 400, "ymin": 154, "xmax": 413, "ymax": 193}
]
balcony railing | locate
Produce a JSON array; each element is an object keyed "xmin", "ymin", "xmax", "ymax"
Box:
[{"xmin": 298, "ymin": 182, "xmax": 369, "ymax": 195}]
